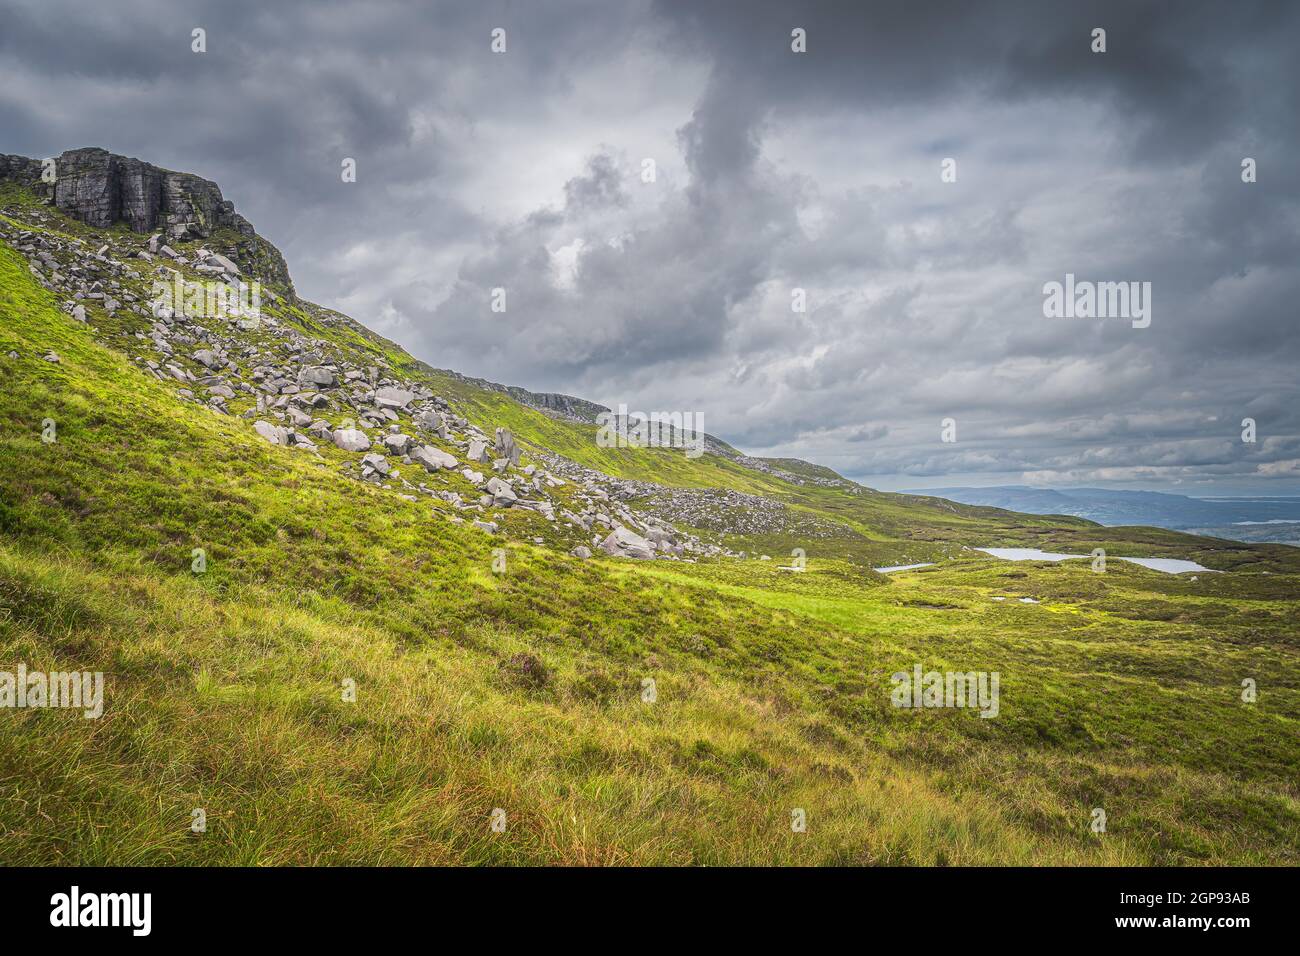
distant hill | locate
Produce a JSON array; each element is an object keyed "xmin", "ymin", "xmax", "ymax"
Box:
[{"xmin": 914, "ymin": 486, "xmax": 1300, "ymax": 545}]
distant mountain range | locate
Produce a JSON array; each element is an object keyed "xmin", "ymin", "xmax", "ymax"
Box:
[{"xmin": 912, "ymin": 486, "xmax": 1300, "ymax": 545}]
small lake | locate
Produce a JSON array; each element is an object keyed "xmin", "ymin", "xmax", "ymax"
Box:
[
  {"xmin": 976, "ymin": 547, "xmax": 1211, "ymax": 574},
  {"xmin": 977, "ymin": 548, "xmax": 1080, "ymax": 563},
  {"xmin": 873, "ymin": 563, "xmax": 935, "ymax": 573}
]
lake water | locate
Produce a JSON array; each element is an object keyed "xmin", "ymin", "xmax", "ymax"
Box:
[
  {"xmin": 873, "ymin": 563, "xmax": 935, "ymax": 573},
  {"xmin": 1110, "ymin": 557, "xmax": 1214, "ymax": 574},
  {"xmin": 975, "ymin": 547, "xmax": 1211, "ymax": 574},
  {"xmin": 977, "ymin": 548, "xmax": 1081, "ymax": 563}
]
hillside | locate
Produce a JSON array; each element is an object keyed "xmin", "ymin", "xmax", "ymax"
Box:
[{"xmin": 1, "ymin": 152, "xmax": 1298, "ymax": 865}]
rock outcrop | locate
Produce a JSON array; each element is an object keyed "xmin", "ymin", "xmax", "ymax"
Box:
[
  {"xmin": 0, "ymin": 148, "xmax": 295, "ymax": 295},
  {"xmin": 0, "ymin": 154, "xmax": 43, "ymax": 185},
  {"xmin": 599, "ymin": 526, "xmax": 656, "ymax": 560},
  {"xmin": 13, "ymin": 147, "xmax": 258, "ymax": 239}
]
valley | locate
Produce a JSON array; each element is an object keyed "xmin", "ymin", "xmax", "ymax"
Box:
[{"xmin": 0, "ymin": 155, "xmax": 1297, "ymax": 866}]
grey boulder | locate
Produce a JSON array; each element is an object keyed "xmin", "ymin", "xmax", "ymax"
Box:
[
  {"xmin": 485, "ymin": 476, "xmax": 518, "ymax": 506},
  {"xmin": 599, "ymin": 526, "xmax": 655, "ymax": 560},
  {"xmin": 410, "ymin": 445, "xmax": 457, "ymax": 471},
  {"xmin": 253, "ymin": 420, "xmax": 291, "ymax": 446},
  {"xmin": 361, "ymin": 452, "xmax": 390, "ymax": 475},
  {"xmin": 299, "ymin": 366, "xmax": 336, "ymax": 388},
  {"xmin": 494, "ymin": 427, "xmax": 521, "ymax": 466},
  {"xmin": 209, "ymin": 252, "xmax": 241, "ymax": 275},
  {"xmin": 375, "ymin": 386, "xmax": 415, "ymax": 409},
  {"xmin": 383, "ymin": 433, "xmax": 412, "ymax": 455},
  {"xmin": 332, "ymin": 428, "xmax": 372, "ymax": 452}
]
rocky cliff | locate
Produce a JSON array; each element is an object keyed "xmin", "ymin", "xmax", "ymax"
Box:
[
  {"xmin": 1, "ymin": 147, "xmax": 294, "ymax": 294},
  {"xmin": 2, "ymin": 147, "xmax": 254, "ymax": 238},
  {"xmin": 439, "ymin": 371, "xmax": 611, "ymax": 424}
]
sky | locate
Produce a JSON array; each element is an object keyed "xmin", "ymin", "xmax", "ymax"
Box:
[{"xmin": 2, "ymin": 0, "xmax": 1298, "ymax": 495}]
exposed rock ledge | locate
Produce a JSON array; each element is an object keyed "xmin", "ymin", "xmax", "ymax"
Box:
[{"xmin": 2, "ymin": 147, "xmax": 253, "ymax": 241}]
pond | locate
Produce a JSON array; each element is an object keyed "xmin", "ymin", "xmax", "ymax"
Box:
[{"xmin": 975, "ymin": 547, "xmax": 1211, "ymax": 574}]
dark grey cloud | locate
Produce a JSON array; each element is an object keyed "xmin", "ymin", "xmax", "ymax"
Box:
[
  {"xmin": 1, "ymin": 0, "xmax": 1297, "ymax": 493},
  {"xmin": 564, "ymin": 155, "xmax": 629, "ymax": 212}
]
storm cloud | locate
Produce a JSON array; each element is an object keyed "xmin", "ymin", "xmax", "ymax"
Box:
[{"xmin": 2, "ymin": 0, "xmax": 1296, "ymax": 493}]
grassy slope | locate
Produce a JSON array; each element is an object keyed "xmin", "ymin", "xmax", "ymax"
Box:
[{"xmin": 2, "ymin": 236, "xmax": 1299, "ymax": 865}]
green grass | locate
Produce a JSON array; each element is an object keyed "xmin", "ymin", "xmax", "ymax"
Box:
[{"xmin": 2, "ymin": 217, "xmax": 1298, "ymax": 865}]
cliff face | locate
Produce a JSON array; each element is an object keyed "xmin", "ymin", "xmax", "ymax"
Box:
[
  {"xmin": 1, "ymin": 147, "xmax": 294, "ymax": 295},
  {"xmin": 0, "ymin": 154, "xmax": 43, "ymax": 183},
  {"xmin": 1, "ymin": 147, "xmax": 258, "ymax": 240},
  {"xmin": 503, "ymin": 386, "xmax": 610, "ymax": 422}
]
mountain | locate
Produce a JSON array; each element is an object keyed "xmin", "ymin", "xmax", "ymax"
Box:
[
  {"xmin": 915, "ymin": 485, "xmax": 1300, "ymax": 544},
  {"xmin": 2, "ymin": 151, "xmax": 1298, "ymax": 866}
]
